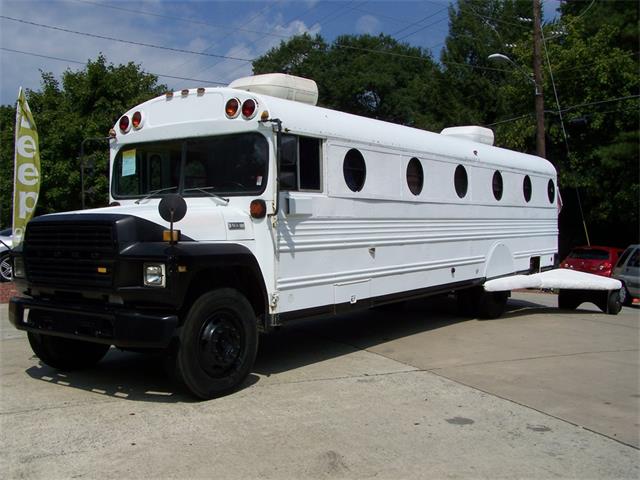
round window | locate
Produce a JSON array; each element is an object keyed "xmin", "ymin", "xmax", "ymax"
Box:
[
  {"xmin": 492, "ymin": 170, "xmax": 503, "ymax": 201},
  {"xmin": 406, "ymin": 157, "xmax": 424, "ymax": 196},
  {"xmin": 343, "ymin": 149, "xmax": 366, "ymax": 192},
  {"xmin": 454, "ymin": 164, "xmax": 468, "ymax": 198},
  {"xmin": 523, "ymin": 175, "xmax": 532, "ymax": 203},
  {"xmin": 547, "ymin": 179, "xmax": 555, "ymax": 204}
]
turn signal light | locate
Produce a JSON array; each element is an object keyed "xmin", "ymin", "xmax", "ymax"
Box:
[
  {"xmin": 242, "ymin": 99, "xmax": 257, "ymax": 119},
  {"xmin": 225, "ymin": 98, "xmax": 240, "ymax": 118},
  {"xmin": 163, "ymin": 230, "xmax": 181, "ymax": 242},
  {"xmin": 250, "ymin": 199, "xmax": 267, "ymax": 219},
  {"xmin": 119, "ymin": 115, "xmax": 130, "ymax": 133}
]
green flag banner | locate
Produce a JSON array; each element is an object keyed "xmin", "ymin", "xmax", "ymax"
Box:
[{"xmin": 12, "ymin": 87, "xmax": 40, "ymax": 248}]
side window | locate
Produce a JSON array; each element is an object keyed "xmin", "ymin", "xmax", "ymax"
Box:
[
  {"xmin": 547, "ymin": 179, "xmax": 555, "ymax": 204},
  {"xmin": 343, "ymin": 149, "xmax": 366, "ymax": 192},
  {"xmin": 454, "ymin": 164, "xmax": 468, "ymax": 198},
  {"xmin": 628, "ymin": 249, "xmax": 639, "ymax": 268},
  {"xmin": 280, "ymin": 135, "xmax": 321, "ymax": 191},
  {"xmin": 406, "ymin": 157, "xmax": 424, "ymax": 196},
  {"xmin": 523, "ymin": 175, "xmax": 532, "ymax": 202},
  {"xmin": 492, "ymin": 170, "xmax": 503, "ymax": 201},
  {"xmin": 616, "ymin": 247, "xmax": 633, "ymax": 268}
]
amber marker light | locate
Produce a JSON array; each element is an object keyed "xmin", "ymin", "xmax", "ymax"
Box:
[
  {"xmin": 163, "ymin": 230, "xmax": 181, "ymax": 242},
  {"xmin": 250, "ymin": 199, "xmax": 267, "ymax": 219},
  {"xmin": 225, "ymin": 98, "xmax": 240, "ymax": 118},
  {"xmin": 260, "ymin": 110, "xmax": 270, "ymax": 121},
  {"xmin": 97, "ymin": 267, "xmax": 108, "ymax": 274}
]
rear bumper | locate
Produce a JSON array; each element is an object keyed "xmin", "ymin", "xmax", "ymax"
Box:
[{"xmin": 9, "ymin": 296, "xmax": 178, "ymax": 349}]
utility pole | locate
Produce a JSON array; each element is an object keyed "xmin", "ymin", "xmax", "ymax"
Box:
[{"xmin": 532, "ymin": 0, "xmax": 546, "ymax": 158}]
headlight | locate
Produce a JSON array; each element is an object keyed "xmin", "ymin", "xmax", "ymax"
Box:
[
  {"xmin": 13, "ymin": 256, "xmax": 25, "ymax": 278},
  {"xmin": 143, "ymin": 263, "xmax": 165, "ymax": 287}
]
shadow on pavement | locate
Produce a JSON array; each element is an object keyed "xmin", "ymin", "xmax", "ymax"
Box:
[{"xmin": 21, "ymin": 292, "xmax": 599, "ymax": 401}]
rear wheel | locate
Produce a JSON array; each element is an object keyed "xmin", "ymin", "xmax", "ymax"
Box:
[
  {"xmin": 27, "ymin": 332, "xmax": 110, "ymax": 370},
  {"xmin": 457, "ymin": 287, "xmax": 508, "ymax": 319},
  {"xmin": 175, "ymin": 289, "xmax": 258, "ymax": 399}
]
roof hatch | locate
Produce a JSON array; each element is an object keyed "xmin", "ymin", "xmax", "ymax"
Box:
[
  {"xmin": 229, "ymin": 73, "xmax": 319, "ymax": 106},
  {"xmin": 440, "ymin": 126, "xmax": 495, "ymax": 146}
]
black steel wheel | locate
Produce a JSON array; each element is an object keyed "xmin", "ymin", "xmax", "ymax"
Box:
[
  {"xmin": 176, "ymin": 289, "xmax": 258, "ymax": 399},
  {"xmin": 457, "ymin": 287, "xmax": 508, "ymax": 319},
  {"xmin": 27, "ymin": 332, "xmax": 110, "ymax": 370}
]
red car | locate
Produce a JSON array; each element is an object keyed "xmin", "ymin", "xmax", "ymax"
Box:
[{"xmin": 560, "ymin": 246, "xmax": 624, "ymax": 277}]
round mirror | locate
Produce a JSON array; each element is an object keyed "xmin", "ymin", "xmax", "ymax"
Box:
[{"xmin": 158, "ymin": 194, "xmax": 187, "ymax": 223}]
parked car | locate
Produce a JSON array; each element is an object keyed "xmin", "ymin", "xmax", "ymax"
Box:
[
  {"xmin": 0, "ymin": 228, "xmax": 12, "ymax": 282},
  {"xmin": 560, "ymin": 245, "xmax": 624, "ymax": 278},
  {"xmin": 613, "ymin": 244, "xmax": 639, "ymax": 306}
]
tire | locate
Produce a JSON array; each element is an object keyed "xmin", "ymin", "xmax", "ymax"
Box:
[
  {"xmin": 620, "ymin": 284, "xmax": 632, "ymax": 307},
  {"xmin": 558, "ymin": 290, "xmax": 579, "ymax": 310},
  {"xmin": 477, "ymin": 291, "xmax": 509, "ymax": 319},
  {"xmin": 175, "ymin": 289, "xmax": 258, "ymax": 399},
  {"xmin": 457, "ymin": 287, "xmax": 508, "ymax": 319},
  {"xmin": 27, "ymin": 332, "xmax": 110, "ymax": 370},
  {"xmin": 604, "ymin": 289, "xmax": 622, "ymax": 315},
  {"xmin": 0, "ymin": 252, "xmax": 12, "ymax": 282}
]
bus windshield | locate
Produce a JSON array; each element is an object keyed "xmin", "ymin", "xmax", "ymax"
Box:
[{"xmin": 112, "ymin": 132, "xmax": 269, "ymax": 198}]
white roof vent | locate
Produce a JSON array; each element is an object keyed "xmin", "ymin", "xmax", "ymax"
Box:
[
  {"xmin": 440, "ymin": 126, "xmax": 495, "ymax": 146},
  {"xmin": 229, "ymin": 73, "xmax": 319, "ymax": 106}
]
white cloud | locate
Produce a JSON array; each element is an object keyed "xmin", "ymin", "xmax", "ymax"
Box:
[{"xmin": 355, "ymin": 15, "xmax": 380, "ymax": 35}]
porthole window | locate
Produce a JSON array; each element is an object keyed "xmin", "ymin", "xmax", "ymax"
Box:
[
  {"xmin": 406, "ymin": 157, "xmax": 424, "ymax": 196},
  {"xmin": 454, "ymin": 164, "xmax": 468, "ymax": 198},
  {"xmin": 343, "ymin": 148, "xmax": 366, "ymax": 192},
  {"xmin": 523, "ymin": 175, "xmax": 532, "ymax": 202},
  {"xmin": 492, "ymin": 170, "xmax": 503, "ymax": 201},
  {"xmin": 547, "ymin": 179, "xmax": 555, "ymax": 204}
]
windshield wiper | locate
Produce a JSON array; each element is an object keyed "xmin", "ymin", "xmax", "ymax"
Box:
[
  {"xmin": 183, "ymin": 186, "xmax": 229, "ymax": 205},
  {"xmin": 134, "ymin": 186, "xmax": 178, "ymax": 204}
]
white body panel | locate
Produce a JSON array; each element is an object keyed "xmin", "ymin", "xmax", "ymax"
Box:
[{"xmin": 105, "ymin": 82, "xmax": 558, "ymax": 317}]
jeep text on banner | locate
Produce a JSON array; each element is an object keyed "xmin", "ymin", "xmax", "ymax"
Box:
[{"xmin": 12, "ymin": 87, "xmax": 40, "ymax": 248}]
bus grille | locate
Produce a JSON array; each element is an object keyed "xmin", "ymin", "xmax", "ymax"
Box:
[{"xmin": 24, "ymin": 223, "xmax": 117, "ymax": 288}]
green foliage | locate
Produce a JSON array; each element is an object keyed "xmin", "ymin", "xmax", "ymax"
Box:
[
  {"xmin": 253, "ymin": 33, "xmax": 443, "ymax": 129},
  {"xmin": 0, "ymin": 55, "xmax": 165, "ymax": 228}
]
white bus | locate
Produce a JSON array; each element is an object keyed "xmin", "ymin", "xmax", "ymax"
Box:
[{"xmin": 9, "ymin": 74, "xmax": 603, "ymax": 399}]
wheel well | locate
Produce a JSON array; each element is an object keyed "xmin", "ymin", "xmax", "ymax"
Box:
[{"xmin": 180, "ymin": 265, "xmax": 267, "ymax": 324}]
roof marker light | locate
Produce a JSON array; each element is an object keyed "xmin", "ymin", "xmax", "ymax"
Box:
[
  {"xmin": 181, "ymin": 89, "xmax": 189, "ymax": 97},
  {"xmin": 119, "ymin": 115, "xmax": 131, "ymax": 133},
  {"xmin": 165, "ymin": 91, "xmax": 173, "ymax": 99},
  {"xmin": 197, "ymin": 87, "xmax": 205, "ymax": 96},
  {"xmin": 132, "ymin": 111, "xmax": 143, "ymax": 129},
  {"xmin": 242, "ymin": 99, "xmax": 257, "ymax": 119},
  {"xmin": 225, "ymin": 98, "xmax": 240, "ymax": 118}
]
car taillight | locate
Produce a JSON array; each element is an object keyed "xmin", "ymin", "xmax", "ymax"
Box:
[
  {"xmin": 119, "ymin": 115, "xmax": 130, "ymax": 133},
  {"xmin": 242, "ymin": 99, "xmax": 257, "ymax": 119}
]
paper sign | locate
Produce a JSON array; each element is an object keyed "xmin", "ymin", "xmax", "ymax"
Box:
[{"xmin": 122, "ymin": 150, "xmax": 136, "ymax": 177}]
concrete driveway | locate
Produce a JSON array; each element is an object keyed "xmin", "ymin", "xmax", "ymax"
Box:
[{"xmin": 1, "ymin": 291, "xmax": 638, "ymax": 479}]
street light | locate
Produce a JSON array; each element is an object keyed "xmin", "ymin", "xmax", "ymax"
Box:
[
  {"xmin": 488, "ymin": 53, "xmax": 540, "ymax": 95},
  {"xmin": 488, "ymin": 53, "xmax": 545, "ymax": 158}
]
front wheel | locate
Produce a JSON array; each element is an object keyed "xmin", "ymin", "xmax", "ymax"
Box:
[
  {"xmin": 175, "ymin": 289, "xmax": 258, "ymax": 399},
  {"xmin": 27, "ymin": 332, "xmax": 111, "ymax": 370}
]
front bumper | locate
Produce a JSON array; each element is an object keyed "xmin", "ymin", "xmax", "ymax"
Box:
[{"xmin": 9, "ymin": 296, "xmax": 178, "ymax": 349}]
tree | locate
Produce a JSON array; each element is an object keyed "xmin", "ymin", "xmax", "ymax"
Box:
[
  {"xmin": 253, "ymin": 33, "xmax": 443, "ymax": 129},
  {"xmin": 0, "ymin": 55, "xmax": 166, "ymax": 228}
]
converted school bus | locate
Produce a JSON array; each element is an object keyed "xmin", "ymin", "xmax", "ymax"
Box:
[{"xmin": 10, "ymin": 74, "xmax": 561, "ymax": 399}]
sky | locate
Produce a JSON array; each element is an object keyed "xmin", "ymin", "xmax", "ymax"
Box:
[{"xmin": 0, "ymin": 0, "xmax": 562, "ymax": 106}]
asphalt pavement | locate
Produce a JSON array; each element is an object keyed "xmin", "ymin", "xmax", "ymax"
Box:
[{"xmin": 1, "ymin": 291, "xmax": 638, "ymax": 479}]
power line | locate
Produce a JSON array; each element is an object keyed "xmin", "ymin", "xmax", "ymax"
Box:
[
  {"xmin": 0, "ymin": 47, "xmax": 228, "ymax": 85},
  {"xmin": 71, "ymin": 0, "xmax": 290, "ymax": 40},
  {"xmin": 0, "ymin": 15, "xmax": 252, "ymax": 62}
]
